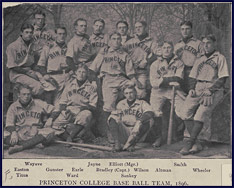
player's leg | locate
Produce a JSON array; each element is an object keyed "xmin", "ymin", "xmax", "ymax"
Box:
[
  {"xmin": 14, "ymin": 74, "xmax": 44, "ymax": 96},
  {"xmin": 135, "ymin": 73, "xmax": 147, "ymax": 100},
  {"xmin": 150, "ymin": 89, "xmax": 166, "ymax": 147},
  {"xmin": 68, "ymin": 110, "xmax": 93, "ymax": 143}
]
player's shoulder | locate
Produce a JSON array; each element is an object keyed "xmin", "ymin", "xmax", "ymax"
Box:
[
  {"xmin": 7, "ymin": 37, "xmax": 21, "ymax": 50},
  {"xmin": 33, "ymin": 99, "xmax": 49, "ymax": 107},
  {"xmin": 116, "ymin": 99, "xmax": 127, "ymax": 108}
]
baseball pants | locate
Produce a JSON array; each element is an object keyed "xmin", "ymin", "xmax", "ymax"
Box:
[
  {"xmin": 150, "ymin": 88, "xmax": 183, "ymax": 117},
  {"xmin": 102, "ymin": 74, "xmax": 129, "ymax": 112},
  {"xmin": 177, "ymin": 82, "xmax": 224, "ymax": 122},
  {"xmin": 12, "ymin": 74, "xmax": 44, "ymax": 95}
]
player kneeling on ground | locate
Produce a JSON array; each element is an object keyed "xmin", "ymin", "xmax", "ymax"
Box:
[
  {"xmin": 178, "ymin": 34, "xmax": 229, "ymax": 155},
  {"xmin": 108, "ymin": 82, "xmax": 155, "ymax": 152},
  {"xmin": 4, "ymin": 84, "xmax": 58, "ymax": 155},
  {"xmin": 52, "ymin": 64, "xmax": 98, "ymax": 143}
]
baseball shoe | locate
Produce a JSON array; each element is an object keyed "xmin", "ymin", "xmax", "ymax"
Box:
[
  {"xmin": 8, "ymin": 145, "xmax": 23, "ymax": 155},
  {"xmin": 179, "ymin": 140, "xmax": 194, "ymax": 155},
  {"xmin": 189, "ymin": 142, "xmax": 203, "ymax": 154},
  {"xmin": 152, "ymin": 137, "xmax": 162, "ymax": 148}
]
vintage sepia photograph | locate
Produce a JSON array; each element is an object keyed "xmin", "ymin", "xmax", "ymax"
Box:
[{"xmin": 2, "ymin": 2, "xmax": 231, "ymax": 161}]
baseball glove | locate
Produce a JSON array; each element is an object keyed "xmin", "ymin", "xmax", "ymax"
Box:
[{"xmin": 199, "ymin": 95, "xmax": 213, "ymax": 106}]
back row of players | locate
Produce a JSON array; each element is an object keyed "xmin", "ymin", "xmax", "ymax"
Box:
[{"xmin": 5, "ymin": 10, "xmax": 229, "ymax": 155}]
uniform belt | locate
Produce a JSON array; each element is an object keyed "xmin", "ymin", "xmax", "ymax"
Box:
[
  {"xmin": 48, "ymin": 70, "xmax": 70, "ymax": 75},
  {"xmin": 197, "ymin": 80, "xmax": 213, "ymax": 83},
  {"xmin": 105, "ymin": 72, "xmax": 126, "ymax": 77}
]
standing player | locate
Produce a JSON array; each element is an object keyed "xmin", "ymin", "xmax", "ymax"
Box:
[
  {"xmin": 6, "ymin": 23, "xmax": 45, "ymax": 96},
  {"xmin": 32, "ymin": 11, "xmax": 55, "ymax": 63},
  {"xmin": 174, "ymin": 21, "xmax": 203, "ymax": 94},
  {"xmin": 52, "ymin": 64, "xmax": 98, "ymax": 143},
  {"xmin": 150, "ymin": 41, "xmax": 184, "ymax": 147},
  {"xmin": 178, "ymin": 34, "xmax": 229, "ymax": 155},
  {"xmin": 124, "ymin": 21, "xmax": 158, "ymax": 100},
  {"xmin": 4, "ymin": 84, "xmax": 58, "ymax": 154},
  {"xmin": 108, "ymin": 82, "xmax": 155, "ymax": 152},
  {"xmin": 89, "ymin": 32, "xmax": 138, "ymax": 139},
  {"xmin": 116, "ymin": 21, "xmax": 132, "ymax": 45},
  {"xmin": 37, "ymin": 26, "xmax": 70, "ymax": 104},
  {"xmin": 66, "ymin": 18, "xmax": 94, "ymax": 71},
  {"xmin": 90, "ymin": 19, "xmax": 109, "ymax": 57}
]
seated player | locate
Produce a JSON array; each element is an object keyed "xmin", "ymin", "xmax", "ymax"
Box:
[
  {"xmin": 108, "ymin": 82, "xmax": 155, "ymax": 152},
  {"xmin": 150, "ymin": 41, "xmax": 185, "ymax": 147},
  {"xmin": 4, "ymin": 84, "xmax": 58, "ymax": 155},
  {"xmin": 6, "ymin": 23, "xmax": 56, "ymax": 98},
  {"xmin": 178, "ymin": 34, "xmax": 229, "ymax": 155},
  {"xmin": 52, "ymin": 64, "xmax": 98, "ymax": 143}
]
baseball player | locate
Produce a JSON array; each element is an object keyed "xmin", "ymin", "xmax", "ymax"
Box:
[
  {"xmin": 37, "ymin": 26, "xmax": 70, "ymax": 104},
  {"xmin": 174, "ymin": 21, "xmax": 204, "ymax": 94},
  {"xmin": 89, "ymin": 32, "xmax": 138, "ymax": 135},
  {"xmin": 4, "ymin": 83, "xmax": 59, "ymax": 154},
  {"xmin": 6, "ymin": 23, "xmax": 53, "ymax": 97},
  {"xmin": 116, "ymin": 21, "xmax": 132, "ymax": 45},
  {"xmin": 178, "ymin": 34, "xmax": 229, "ymax": 155},
  {"xmin": 150, "ymin": 41, "xmax": 184, "ymax": 147},
  {"xmin": 66, "ymin": 18, "xmax": 94, "ymax": 71},
  {"xmin": 90, "ymin": 19, "xmax": 109, "ymax": 57},
  {"xmin": 108, "ymin": 82, "xmax": 155, "ymax": 152},
  {"xmin": 32, "ymin": 11, "xmax": 55, "ymax": 63},
  {"xmin": 123, "ymin": 21, "xmax": 159, "ymax": 100},
  {"xmin": 52, "ymin": 64, "xmax": 98, "ymax": 143}
]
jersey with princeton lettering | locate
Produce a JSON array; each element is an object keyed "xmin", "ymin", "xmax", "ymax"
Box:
[
  {"xmin": 123, "ymin": 35, "xmax": 159, "ymax": 74},
  {"xmin": 6, "ymin": 36, "xmax": 35, "ymax": 81},
  {"xmin": 89, "ymin": 33, "xmax": 108, "ymax": 57},
  {"xmin": 189, "ymin": 51, "xmax": 229, "ymax": 82},
  {"xmin": 150, "ymin": 55, "xmax": 184, "ymax": 88},
  {"xmin": 112, "ymin": 99, "xmax": 153, "ymax": 127},
  {"xmin": 37, "ymin": 41, "xmax": 67, "ymax": 73},
  {"xmin": 6, "ymin": 99, "xmax": 54, "ymax": 129},
  {"xmin": 174, "ymin": 37, "xmax": 203, "ymax": 67},
  {"xmin": 32, "ymin": 25, "xmax": 55, "ymax": 59},
  {"xmin": 66, "ymin": 34, "xmax": 93, "ymax": 64},
  {"xmin": 59, "ymin": 79, "xmax": 98, "ymax": 113},
  {"xmin": 89, "ymin": 46, "xmax": 135, "ymax": 77}
]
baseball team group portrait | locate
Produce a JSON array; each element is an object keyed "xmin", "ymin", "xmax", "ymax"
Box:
[{"xmin": 2, "ymin": 2, "xmax": 231, "ymax": 159}]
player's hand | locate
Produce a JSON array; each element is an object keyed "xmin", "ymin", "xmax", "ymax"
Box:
[
  {"xmin": 10, "ymin": 131, "xmax": 19, "ymax": 145},
  {"xmin": 202, "ymin": 89, "xmax": 212, "ymax": 96},
  {"xmin": 188, "ymin": 89, "xmax": 196, "ymax": 97},
  {"xmin": 44, "ymin": 118, "xmax": 53, "ymax": 128}
]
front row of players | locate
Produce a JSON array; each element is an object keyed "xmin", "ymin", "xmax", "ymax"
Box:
[{"xmin": 5, "ymin": 32, "xmax": 229, "ymax": 156}]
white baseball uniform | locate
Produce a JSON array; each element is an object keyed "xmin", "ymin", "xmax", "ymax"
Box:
[
  {"xmin": 123, "ymin": 35, "xmax": 159, "ymax": 98},
  {"xmin": 32, "ymin": 24, "xmax": 55, "ymax": 62},
  {"xmin": 108, "ymin": 99, "xmax": 153, "ymax": 144},
  {"xmin": 89, "ymin": 46, "xmax": 135, "ymax": 112},
  {"xmin": 53, "ymin": 78, "xmax": 98, "ymax": 128},
  {"xmin": 150, "ymin": 56, "xmax": 184, "ymax": 117},
  {"xmin": 38, "ymin": 41, "xmax": 69, "ymax": 104},
  {"xmin": 89, "ymin": 33, "xmax": 108, "ymax": 57},
  {"xmin": 178, "ymin": 51, "xmax": 229, "ymax": 122},
  {"xmin": 6, "ymin": 36, "xmax": 44, "ymax": 95},
  {"xmin": 66, "ymin": 34, "xmax": 94, "ymax": 67},
  {"xmin": 174, "ymin": 37, "xmax": 204, "ymax": 93}
]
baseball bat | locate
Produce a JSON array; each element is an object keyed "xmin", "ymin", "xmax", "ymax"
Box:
[
  {"xmin": 167, "ymin": 85, "xmax": 176, "ymax": 145},
  {"xmin": 54, "ymin": 140, "xmax": 113, "ymax": 152}
]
